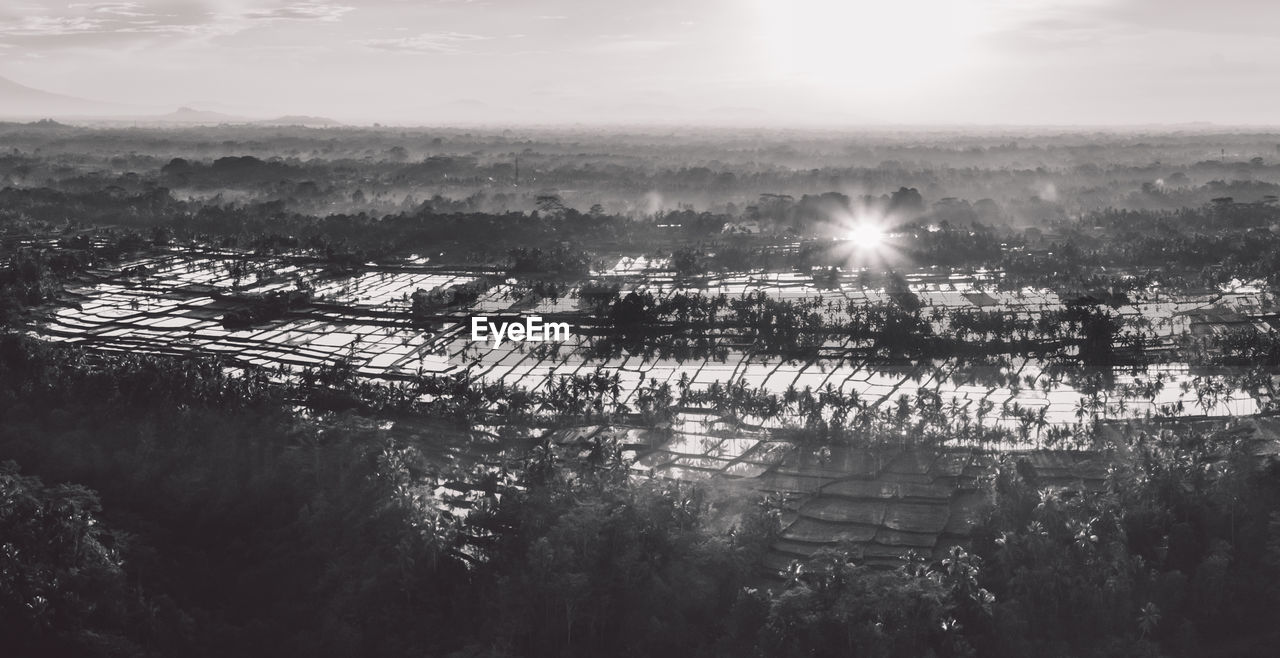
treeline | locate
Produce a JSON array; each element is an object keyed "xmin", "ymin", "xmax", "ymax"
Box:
[
  {"xmin": 0, "ymin": 185, "xmax": 180, "ymax": 229},
  {"xmin": 7, "ymin": 180, "xmax": 1280, "ymax": 293},
  {"xmin": 0, "ymin": 230, "xmax": 162, "ymax": 322},
  {"xmin": 586, "ymin": 290, "xmax": 1127, "ymax": 364},
  {"xmin": 8, "ymin": 124, "xmax": 1280, "ymax": 217},
  {"xmin": 667, "ymin": 203, "xmax": 1280, "ymax": 292}
]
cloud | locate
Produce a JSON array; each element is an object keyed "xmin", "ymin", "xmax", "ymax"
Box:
[
  {"xmin": 358, "ymin": 31, "xmax": 489, "ymax": 54},
  {"xmin": 76, "ymin": 2, "xmax": 151, "ymax": 18},
  {"xmin": 0, "ymin": 1, "xmax": 360, "ymax": 49},
  {"xmin": 0, "ymin": 15, "xmax": 103, "ymax": 37},
  {"xmin": 0, "ymin": 2, "xmax": 218, "ymax": 40},
  {"xmin": 244, "ymin": 3, "xmax": 355, "ymax": 22},
  {"xmin": 67, "ymin": 2, "xmax": 149, "ymax": 18}
]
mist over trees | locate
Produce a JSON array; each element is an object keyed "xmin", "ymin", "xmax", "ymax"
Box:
[{"xmin": 4, "ymin": 122, "xmax": 1280, "ymax": 223}]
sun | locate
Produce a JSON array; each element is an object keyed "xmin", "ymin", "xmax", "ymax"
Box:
[
  {"xmin": 847, "ymin": 222, "xmax": 885, "ymax": 250},
  {"xmin": 832, "ymin": 211, "xmax": 904, "ymax": 269}
]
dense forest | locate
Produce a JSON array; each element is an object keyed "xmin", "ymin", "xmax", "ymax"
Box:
[{"xmin": 2, "ymin": 335, "xmax": 1279, "ymax": 656}]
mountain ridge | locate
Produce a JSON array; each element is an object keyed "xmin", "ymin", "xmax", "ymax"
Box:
[
  {"xmin": 0, "ymin": 79, "xmax": 341, "ymax": 126},
  {"xmin": 0, "ymin": 75, "xmax": 119, "ymax": 116}
]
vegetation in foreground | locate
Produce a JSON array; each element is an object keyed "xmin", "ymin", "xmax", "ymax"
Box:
[{"xmin": 1, "ymin": 337, "xmax": 1278, "ymax": 657}]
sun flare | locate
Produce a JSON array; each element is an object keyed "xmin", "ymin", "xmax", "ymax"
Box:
[{"xmin": 847, "ymin": 222, "xmax": 885, "ymax": 250}]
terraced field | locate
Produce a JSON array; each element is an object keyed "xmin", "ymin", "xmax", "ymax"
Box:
[
  {"xmin": 35, "ymin": 246, "xmax": 1273, "ymax": 438},
  {"xmin": 27, "ymin": 245, "xmax": 1280, "ymax": 567}
]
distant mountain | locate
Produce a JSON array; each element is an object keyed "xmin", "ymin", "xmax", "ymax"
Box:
[
  {"xmin": 255, "ymin": 115, "xmax": 343, "ymax": 127},
  {"xmin": 84, "ymin": 107, "xmax": 341, "ymax": 126},
  {"xmin": 0, "ymin": 75, "xmax": 120, "ymax": 117},
  {"xmin": 157, "ymin": 106, "xmax": 249, "ymax": 124},
  {"xmin": 151, "ymin": 108, "xmax": 343, "ymax": 126}
]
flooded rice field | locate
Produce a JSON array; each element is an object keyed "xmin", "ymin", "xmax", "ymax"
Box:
[{"xmin": 31, "ymin": 247, "xmax": 1274, "ymax": 448}]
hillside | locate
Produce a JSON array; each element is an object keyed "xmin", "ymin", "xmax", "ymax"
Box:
[{"xmin": 0, "ymin": 75, "xmax": 116, "ymax": 117}]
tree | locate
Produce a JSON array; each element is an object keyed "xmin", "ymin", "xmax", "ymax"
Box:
[
  {"xmin": 890, "ymin": 186, "xmax": 925, "ymax": 214},
  {"xmin": 0, "ymin": 462, "xmax": 140, "ymax": 656},
  {"xmin": 759, "ymin": 548, "xmax": 986, "ymax": 657},
  {"xmin": 534, "ymin": 193, "xmax": 566, "ymax": 217}
]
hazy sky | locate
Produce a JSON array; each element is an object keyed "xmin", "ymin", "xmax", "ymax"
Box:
[{"xmin": 2, "ymin": 0, "xmax": 1279, "ymax": 125}]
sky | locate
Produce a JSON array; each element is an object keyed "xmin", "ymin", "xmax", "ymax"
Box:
[{"xmin": 1, "ymin": 0, "xmax": 1279, "ymax": 125}]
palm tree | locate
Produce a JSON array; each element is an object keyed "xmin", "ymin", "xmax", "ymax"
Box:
[
  {"xmin": 1033, "ymin": 406, "xmax": 1049, "ymax": 442},
  {"xmin": 1074, "ymin": 397, "xmax": 1090, "ymax": 423}
]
